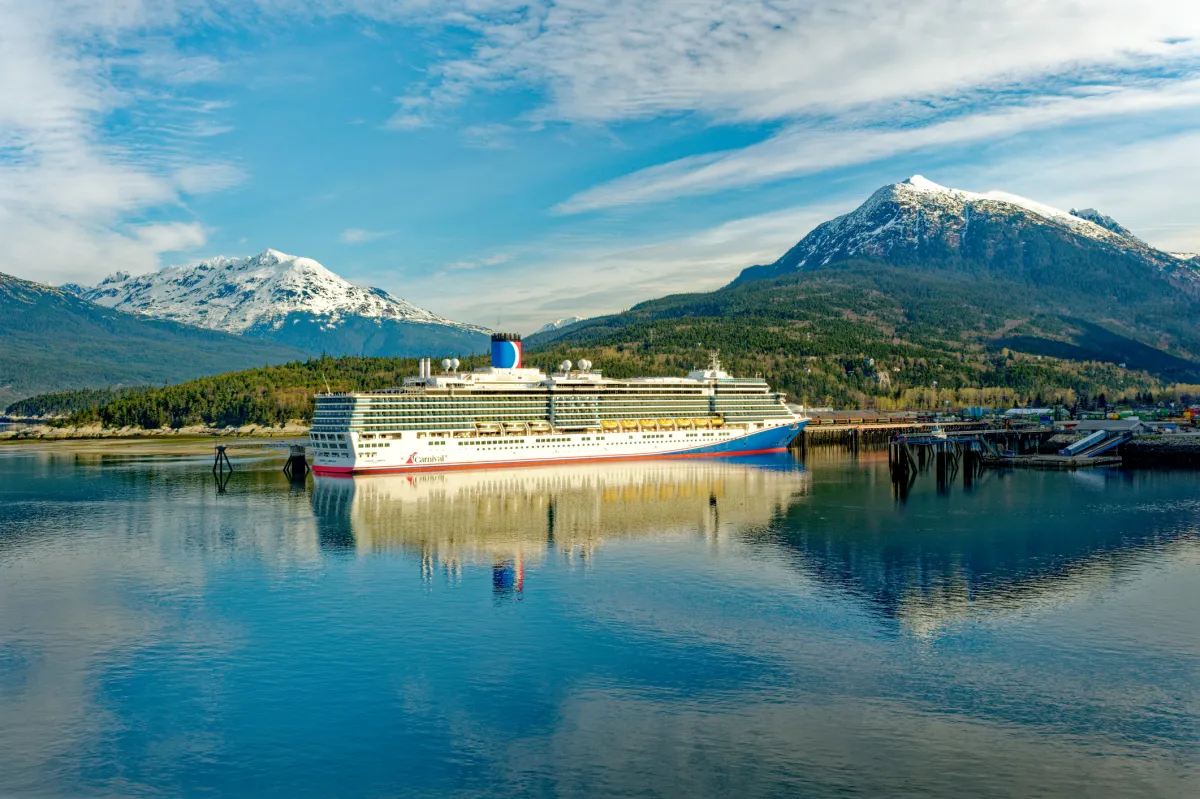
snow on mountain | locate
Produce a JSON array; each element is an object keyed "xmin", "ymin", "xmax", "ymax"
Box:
[
  {"xmin": 740, "ymin": 175, "xmax": 1186, "ymax": 281},
  {"xmin": 533, "ymin": 316, "xmax": 585, "ymax": 335},
  {"xmin": 82, "ymin": 249, "xmax": 489, "ymax": 335},
  {"xmin": 1068, "ymin": 207, "xmax": 1139, "ymax": 239}
]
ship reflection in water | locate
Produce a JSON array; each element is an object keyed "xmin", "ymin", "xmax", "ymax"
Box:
[
  {"xmin": 1, "ymin": 451, "xmax": 1197, "ymax": 797},
  {"xmin": 307, "ymin": 454, "xmax": 1200, "ymax": 636},
  {"xmin": 311, "ymin": 454, "xmax": 811, "ymax": 596}
]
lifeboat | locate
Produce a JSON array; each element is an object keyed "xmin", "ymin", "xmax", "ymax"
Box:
[
  {"xmin": 710, "ymin": 417, "xmax": 724, "ymax": 427},
  {"xmin": 620, "ymin": 420, "xmax": 639, "ymax": 429},
  {"xmin": 601, "ymin": 420, "xmax": 620, "ymax": 430},
  {"xmin": 475, "ymin": 422, "xmax": 501, "ymax": 434},
  {"xmin": 675, "ymin": 418, "xmax": 693, "ymax": 429},
  {"xmin": 657, "ymin": 418, "xmax": 676, "ymax": 428},
  {"xmin": 692, "ymin": 418, "xmax": 711, "ymax": 429},
  {"xmin": 639, "ymin": 419, "xmax": 658, "ymax": 429}
]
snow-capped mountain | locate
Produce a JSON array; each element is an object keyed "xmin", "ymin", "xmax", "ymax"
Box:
[
  {"xmin": 84, "ymin": 249, "xmax": 486, "ymax": 335},
  {"xmin": 533, "ymin": 316, "xmax": 585, "ymax": 335},
  {"xmin": 736, "ymin": 175, "xmax": 1195, "ymax": 283},
  {"xmin": 80, "ymin": 249, "xmax": 491, "ymax": 358}
]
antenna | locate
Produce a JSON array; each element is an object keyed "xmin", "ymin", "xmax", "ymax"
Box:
[{"xmin": 321, "ymin": 371, "xmax": 331, "ymax": 394}]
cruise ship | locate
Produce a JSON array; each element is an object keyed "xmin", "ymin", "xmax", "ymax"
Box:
[{"xmin": 309, "ymin": 333, "xmax": 807, "ymax": 475}]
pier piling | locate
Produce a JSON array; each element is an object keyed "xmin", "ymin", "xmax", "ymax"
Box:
[
  {"xmin": 283, "ymin": 445, "xmax": 310, "ymax": 481},
  {"xmin": 212, "ymin": 445, "xmax": 233, "ymax": 475}
]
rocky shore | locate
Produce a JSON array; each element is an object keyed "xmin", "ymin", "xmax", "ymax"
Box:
[
  {"xmin": 1122, "ymin": 435, "xmax": 1200, "ymax": 466},
  {"xmin": 0, "ymin": 421, "xmax": 308, "ymax": 442}
]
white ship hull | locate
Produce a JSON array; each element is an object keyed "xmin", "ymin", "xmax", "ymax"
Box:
[{"xmin": 312, "ymin": 420, "xmax": 806, "ymax": 476}]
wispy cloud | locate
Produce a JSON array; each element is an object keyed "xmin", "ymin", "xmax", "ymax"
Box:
[
  {"xmin": 174, "ymin": 163, "xmax": 246, "ymax": 195},
  {"xmin": 555, "ymin": 79, "xmax": 1200, "ymax": 212},
  {"xmin": 405, "ymin": 203, "xmax": 848, "ymax": 330},
  {"xmin": 460, "ymin": 123, "xmax": 516, "ymax": 149},
  {"xmin": 443, "ymin": 252, "xmax": 513, "ymax": 271},
  {"xmin": 0, "ymin": 0, "xmax": 242, "ymax": 284},
  {"xmin": 391, "ymin": 1, "xmax": 1200, "ymax": 125},
  {"xmin": 339, "ymin": 227, "xmax": 396, "ymax": 245},
  {"xmin": 384, "ymin": 94, "xmax": 434, "ymax": 131}
]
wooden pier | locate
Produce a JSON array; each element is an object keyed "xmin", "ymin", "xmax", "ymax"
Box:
[
  {"xmin": 799, "ymin": 419, "xmax": 992, "ymax": 450},
  {"xmin": 888, "ymin": 435, "xmax": 987, "ymax": 496},
  {"xmin": 797, "ymin": 413, "xmax": 1053, "ymax": 452},
  {"xmin": 883, "ymin": 426, "xmax": 1082, "ymax": 497}
]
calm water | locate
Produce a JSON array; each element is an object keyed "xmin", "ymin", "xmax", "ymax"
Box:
[{"xmin": 0, "ymin": 449, "xmax": 1197, "ymax": 798}]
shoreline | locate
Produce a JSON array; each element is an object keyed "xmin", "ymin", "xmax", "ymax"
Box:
[
  {"xmin": 0, "ymin": 434, "xmax": 300, "ymax": 457},
  {"xmin": 1, "ymin": 423, "xmax": 307, "ymax": 443}
]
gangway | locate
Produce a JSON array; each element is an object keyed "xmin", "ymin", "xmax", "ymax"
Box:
[
  {"xmin": 1058, "ymin": 430, "xmax": 1107, "ymax": 457},
  {"xmin": 1075, "ymin": 431, "xmax": 1133, "ymax": 458}
]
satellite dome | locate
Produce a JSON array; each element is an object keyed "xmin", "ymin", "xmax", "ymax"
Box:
[
  {"xmin": 450, "ymin": 358, "xmax": 460, "ymax": 370},
  {"xmin": 441, "ymin": 358, "xmax": 452, "ymax": 372}
]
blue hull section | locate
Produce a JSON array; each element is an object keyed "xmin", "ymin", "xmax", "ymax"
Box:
[{"xmin": 672, "ymin": 421, "xmax": 807, "ymax": 456}]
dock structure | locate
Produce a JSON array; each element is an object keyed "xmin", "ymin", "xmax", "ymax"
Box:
[
  {"xmin": 884, "ymin": 424, "xmax": 1120, "ymax": 497},
  {"xmin": 799, "ymin": 414, "xmax": 995, "ymax": 451},
  {"xmin": 983, "ymin": 453, "xmax": 1123, "ymax": 469},
  {"xmin": 888, "ymin": 427, "xmax": 1128, "ymax": 494},
  {"xmin": 983, "ymin": 427, "xmax": 1132, "ymax": 469},
  {"xmin": 800, "ymin": 412, "xmax": 1053, "ymax": 455},
  {"xmin": 888, "ymin": 435, "xmax": 987, "ymax": 496},
  {"xmin": 209, "ymin": 438, "xmax": 312, "ymax": 488}
]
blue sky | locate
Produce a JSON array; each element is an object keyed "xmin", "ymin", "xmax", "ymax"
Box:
[{"xmin": 3, "ymin": 1, "xmax": 1200, "ymax": 332}]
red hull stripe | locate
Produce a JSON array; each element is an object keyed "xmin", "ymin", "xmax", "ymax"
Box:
[{"xmin": 312, "ymin": 446, "xmax": 789, "ymax": 477}]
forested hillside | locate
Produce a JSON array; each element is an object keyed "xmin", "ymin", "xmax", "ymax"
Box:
[
  {"xmin": 62, "ymin": 356, "xmax": 483, "ymax": 429},
  {"xmin": 60, "ymin": 349, "xmax": 720, "ymax": 429},
  {"xmin": 531, "ymin": 265, "xmax": 1200, "ymax": 409},
  {"xmin": 0, "ymin": 271, "xmax": 311, "ymax": 406},
  {"xmin": 31, "ymin": 338, "xmax": 1195, "ymax": 433},
  {"xmin": 5, "ymin": 387, "xmax": 150, "ymax": 418}
]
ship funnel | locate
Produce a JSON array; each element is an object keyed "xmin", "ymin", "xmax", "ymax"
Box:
[{"xmin": 491, "ymin": 333, "xmax": 522, "ymax": 369}]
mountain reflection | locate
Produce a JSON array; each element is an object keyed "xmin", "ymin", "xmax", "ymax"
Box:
[
  {"xmin": 310, "ymin": 455, "xmax": 811, "ymax": 592},
  {"xmin": 757, "ymin": 467, "xmax": 1200, "ymax": 635}
]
